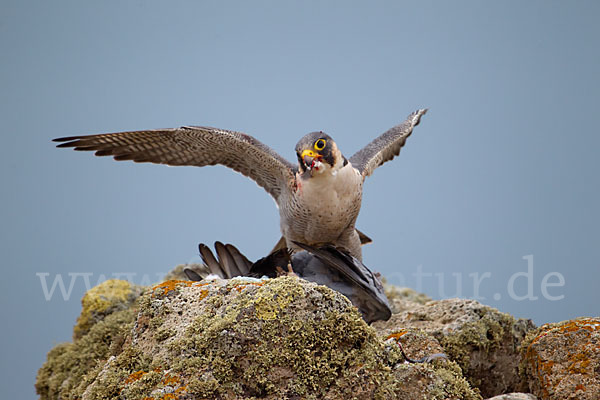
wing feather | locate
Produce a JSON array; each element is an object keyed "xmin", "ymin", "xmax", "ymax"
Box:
[
  {"xmin": 54, "ymin": 127, "xmax": 296, "ymax": 200},
  {"xmin": 349, "ymin": 109, "xmax": 427, "ymax": 178}
]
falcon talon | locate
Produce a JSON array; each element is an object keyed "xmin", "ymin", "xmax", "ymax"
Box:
[{"xmin": 286, "ymin": 263, "xmax": 297, "ymax": 277}]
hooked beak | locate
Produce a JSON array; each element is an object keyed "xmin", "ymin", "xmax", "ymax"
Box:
[{"xmin": 300, "ymin": 149, "xmax": 320, "ymax": 169}]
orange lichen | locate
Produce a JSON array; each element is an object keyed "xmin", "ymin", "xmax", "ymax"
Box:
[
  {"xmin": 530, "ymin": 318, "xmax": 600, "ymax": 347},
  {"xmin": 198, "ymin": 289, "xmax": 209, "ymax": 301},
  {"xmin": 525, "ymin": 317, "xmax": 600, "ymax": 398},
  {"xmin": 231, "ymin": 281, "xmax": 266, "ymax": 292},
  {"xmin": 124, "ymin": 370, "xmax": 147, "ymax": 384},
  {"xmin": 385, "ymin": 330, "xmax": 408, "ymax": 341},
  {"xmin": 161, "ymin": 374, "xmax": 181, "ymax": 386},
  {"xmin": 151, "ymin": 280, "xmax": 194, "ymax": 297}
]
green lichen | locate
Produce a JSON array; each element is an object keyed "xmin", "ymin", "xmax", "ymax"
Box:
[
  {"xmin": 37, "ymin": 272, "xmax": 483, "ymax": 399},
  {"xmin": 73, "ymin": 279, "xmax": 142, "ymax": 339},
  {"xmin": 439, "ymin": 308, "xmax": 505, "ymax": 366},
  {"xmin": 383, "ymin": 281, "xmax": 432, "ymax": 305},
  {"xmin": 384, "ymin": 332, "xmax": 482, "ymax": 400},
  {"xmin": 36, "ymin": 307, "xmax": 140, "ymax": 399},
  {"xmin": 154, "ymin": 327, "xmax": 176, "ymax": 342},
  {"xmin": 155, "ymin": 277, "xmax": 397, "ymax": 398}
]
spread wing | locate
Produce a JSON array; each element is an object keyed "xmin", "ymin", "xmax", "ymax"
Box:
[
  {"xmin": 54, "ymin": 126, "xmax": 297, "ymax": 200},
  {"xmin": 349, "ymin": 109, "xmax": 427, "ymax": 178}
]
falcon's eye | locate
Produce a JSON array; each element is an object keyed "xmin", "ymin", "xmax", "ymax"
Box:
[{"xmin": 314, "ymin": 139, "xmax": 326, "ymax": 151}]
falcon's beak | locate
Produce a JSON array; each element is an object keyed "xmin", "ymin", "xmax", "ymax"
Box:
[{"xmin": 301, "ymin": 149, "xmax": 320, "ymax": 169}]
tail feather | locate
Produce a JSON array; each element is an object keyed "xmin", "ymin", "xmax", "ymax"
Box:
[
  {"xmin": 199, "ymin": 243, "xmax": 226, "ymax": 277},
  {"xmin": 215, "ymin": 241, "xmax": 242, "ymax": 278},
  {"xmin": 183, "ymin": 267, "xmax": 204, "ymax": 281},
  {"xmin": 225, "ymin": 243, "xmax": 253, "ymax": 275}
]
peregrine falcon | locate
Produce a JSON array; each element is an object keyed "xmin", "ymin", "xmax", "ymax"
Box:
[
  {"xmin": 184, "ymin": 241, "xmax": 392, "ymax": 324},
  {"xmin": 54, "ymin": 109, "xmax": 426, "ymax": 260}
]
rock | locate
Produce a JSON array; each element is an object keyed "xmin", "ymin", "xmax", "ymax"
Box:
[
  {"xmin": 162, "ymin": 263, "xmax": 207, "ymax": 281},
  {"xmin": 37, "ymin": 276, "xmax": 482, "ymax": 400},
  {"xmin": 391, "ymin": 361, "xmax": 481, "ymax": 400},
  {"xmin": 35, "ymin": 306, "xmax": 138, "ymax": 399},
  {"xmin": 519, "ymin": 317, "xmax": 600, "ymax": 400},
  {"xmin": 484, "ymin": 394, "xmax": 537, "ymax": 400},
  {"xmin": 73, "ymin": 279, "xmax": 144, "ymax": 340},
  {"xmin": 382, "ymin": 282, "xmax": 432, "ymax": 314},
  {"xmin": 383, "ymin": 328, "xmax": 481, "ymax": 400},
  {"xmin": 374, "ymin": 298, "xmax": 536, "ymax": 398}
]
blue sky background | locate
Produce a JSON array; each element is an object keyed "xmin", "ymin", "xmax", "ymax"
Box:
[{"xmin": 1, "ymin": 1, "xmax": 599, "ymax": 397}]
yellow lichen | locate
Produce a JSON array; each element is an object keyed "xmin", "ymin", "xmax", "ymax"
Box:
[
  {"xmin": 73, "ymin": 279, "xmax": 136, "ymax": 339},
  {"xmin": 253, "ymin": 277, "xmax": 304, "ymax": 320}
]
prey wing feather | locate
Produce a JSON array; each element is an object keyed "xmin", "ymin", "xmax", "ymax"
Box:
[
  {"xmin": 199, "ymin": 243, "xmax": 226, "ymax": 278},
  {"xmin": 215, "ymin": 241, "xmax": 242, "ymax": 278},
  {"xmin": 224, "ymin": 244, "xmax": 253, "ymax": 275},
  {"xmin": 54, "ymin": 126, "xmax": 296, "ymax": 200},
  {"xmin": 349, "ymin": 109, "xmax": 427, "ymax": 178},
  {"xmin": 292, "ymin": 241, "xmax": 373, "ymax": 293}
]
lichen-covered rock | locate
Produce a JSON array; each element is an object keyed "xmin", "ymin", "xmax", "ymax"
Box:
[
  {"xmin": 111, "ymin": 276, "xmax": 398, "ymax": 399},
  {"xmin": 519, "ymin": 317, "xmax": 600, "ymax": 400},
  {"xmin": 382, "ymin": 282, "xmax": 432, "ymax": 314},
  {"xmin": 391, "ymin": 361, "xmax": 481, "ymax": 400},
  {"xmin": 383, "ymin": 328, "xmax": 481, "ymax": 400},
  {"xmin": 73, "ymin": 279, "xmax": 144, "ymax": 339},
  {"xmin": 162, "ymin": 263, "xmax": 208, "ymax": 281},
  {"xmin": 384, "ymin": 327, "xmax": 446, "ymax": 362},
  {"xmin": 374, "ymin": 298, "xmax": 536, "ymax": 398},
  {"xmin": 35, "ymin": 306, "xmax": 139, "ymax": 399},
  {"xmin": 484, "ymin": 394, "xmax": 537, "ymax": 400},
  {"xmin": 37, "ymin": 276, "xmax": 482, "ymax": 400}
]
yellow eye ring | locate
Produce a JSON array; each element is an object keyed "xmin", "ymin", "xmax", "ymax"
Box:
[{"xmin": 314, "ymin": 139, "xmax": 326, "ymax": 151}]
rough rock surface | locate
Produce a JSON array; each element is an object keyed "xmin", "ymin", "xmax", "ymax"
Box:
[
  {"xmin": 383, "ymin": 327, "xmax": 480, "ymax": 399},
  {"xmin": 374, "ymin": 297, "xmax": 536, "ymax": 398},
  {"xmin": 485, "ymin": 394, "xmax": 537, "ymax": 400},
  {"xmin": 382, "ymin": 281, "xmax": 432, "ymax": 314},
  {"xmin": 72, "ymin": 279, "xmax": 144, "ymax": 340},
  {"xmin": 519, "ymin": 317, "xmax": 600, "ymax": 400},
  {"xmin": 36, "ymin": 277, "xmax": 480, "ymax": 400}
]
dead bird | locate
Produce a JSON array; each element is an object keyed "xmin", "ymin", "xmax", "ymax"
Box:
[{"xmin": 184, "ymin": 241, "xmax": 392, "ymax": 324}]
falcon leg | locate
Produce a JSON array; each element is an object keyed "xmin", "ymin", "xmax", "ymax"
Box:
[{"xmin": 275, "ymin": 263, "xmax": 297, "ymax": 278}]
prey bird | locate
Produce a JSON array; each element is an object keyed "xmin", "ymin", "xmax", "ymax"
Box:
[
  {"xmin": 185, "ymin": 241, "xmax": 392, "ymax": 324},
  {"xmin": 54, "ymin": 109, "xmax": 426, "ymax": 260}
]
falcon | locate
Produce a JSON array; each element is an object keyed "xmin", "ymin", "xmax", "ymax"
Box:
[{"xmin": 54, "ymin": 109, "xmax": 426, "ymax": 260}]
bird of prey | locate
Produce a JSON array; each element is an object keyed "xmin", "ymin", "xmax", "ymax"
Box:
[
  {"xmin": 54, "ymin": 109, "xmax": 426, "ymax": 260},
  {"xmin": 184, "ymin": 241, "xmax": 392, "ymax": 324}
]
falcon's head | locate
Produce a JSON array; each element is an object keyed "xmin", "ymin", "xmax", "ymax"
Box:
[{"xmin": 295, "ymin": 131, "xmax": 347, "ymax": 176}]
